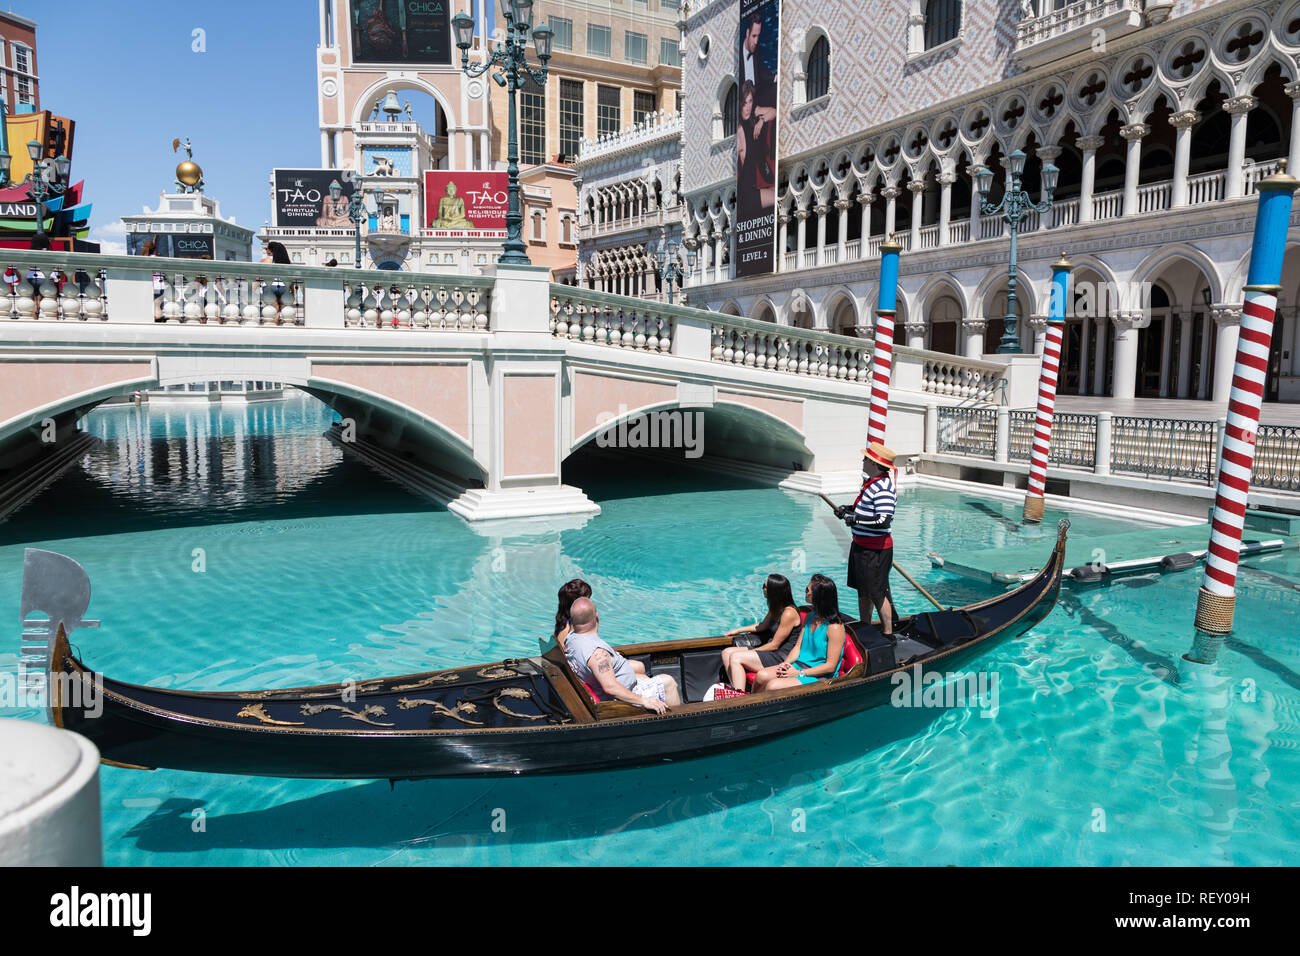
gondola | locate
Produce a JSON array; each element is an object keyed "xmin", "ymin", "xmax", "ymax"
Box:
[{"xmin": 26, "ymin": 520, "xmax": 1068, "ymax": 779}]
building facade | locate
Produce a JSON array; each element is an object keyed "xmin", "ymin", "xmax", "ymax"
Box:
[
  {"xmin": 573, "ymin": 109, "xmax": 686, "ymax": 299},
  {"xmin": 276, "ymin": 0, "xmax": 680, "ymax": 276},
  {"xmin": 123, "ymin": 191, "xmax": 254, "ymax": 262},
  {"xmin": 0, "ymin": 12, "xmax": 38, "ymax": 115},
  {"xmin": 680, "ymin": 0, "xmax": 1300, "ymax": 402}
]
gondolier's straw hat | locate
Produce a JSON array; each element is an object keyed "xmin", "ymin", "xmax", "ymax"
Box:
[{"xmin": 861, "ymin": 442, "xmax": 897, "ymax": 469}]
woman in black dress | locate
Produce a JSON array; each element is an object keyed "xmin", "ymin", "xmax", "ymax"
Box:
[
  {"xmin": 736, "ymin": 80, "xmax": 777, "ymax": 222},
  {"xmin": 721, "ymin": 574, "xmax": 801, "ymax": 691}
]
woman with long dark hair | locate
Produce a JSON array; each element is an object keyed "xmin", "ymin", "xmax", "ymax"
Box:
[
  {"xmin": 753, "ymin": 574, "xmax": 847, "ymax": 691},
  {"xmin": 553, "ymin": 578, "xmax": 593, "ymax": 640},
  {"xmin": 720, "ymin": 574, "xmax": 801, "ymax": 691},
  {"xmin": 735, "ymin": 79, "xmax": 777, "ymax": 221}
]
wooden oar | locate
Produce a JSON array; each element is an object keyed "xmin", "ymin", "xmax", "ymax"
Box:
[{"xmin": 817, "ymin": 492, "xmax": 946, "ymax": 612}]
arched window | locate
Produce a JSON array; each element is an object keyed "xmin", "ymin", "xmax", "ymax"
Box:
[
  {"xmin": 924, "ymin": 0, "xmax": 961, "ymax": 49},
  {"xmin": 806, "ymin": 36, "xmax": 830, "ymax": 101},
  {"xmin": 723, "ymin": 83, "xmax": 738, "ymax": 137}
]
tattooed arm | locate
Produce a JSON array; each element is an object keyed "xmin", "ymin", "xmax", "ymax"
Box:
[{"xmin": 588, "ymin": 649, "xmax": 666, "ymax": 713}]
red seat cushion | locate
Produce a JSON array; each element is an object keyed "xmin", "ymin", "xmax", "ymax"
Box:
[{"xmin": 836, "ymin": 629, "xmax": 864, "ymax": 677}]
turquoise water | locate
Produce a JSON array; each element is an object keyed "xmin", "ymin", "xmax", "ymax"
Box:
[{"xmin": 2, "ymin": 395, "xmax": 1298, "ymax": 866}]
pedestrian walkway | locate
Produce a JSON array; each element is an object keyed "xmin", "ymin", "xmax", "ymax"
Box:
[{"xmin": 1054, "ymin": 396, "xmax": 1300, "ymax": 426}]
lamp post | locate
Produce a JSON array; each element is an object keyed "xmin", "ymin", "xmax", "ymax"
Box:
[
  {"xmin": 975, "ymin": 149, "xmax": 1058, "ymax": 354},
  {"xmin": 655, "ymin": 238, "xmax": 696, "ymax": 304},
  {"xmin": 346, "ymin": 182, "xmax": 377, "ymax": 269},
  {"xmin": 24, "ymin": 138, "xmax": 71, "ymax": 243},
  {"xmin": 452, "ymin": 0, "xmax": 552, "ymax": 266}
]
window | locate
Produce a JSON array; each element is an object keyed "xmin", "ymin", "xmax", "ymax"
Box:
[
  {"xmin": 676, "ymin": 91, "xmax": 684, "ymax": 113},
  {"xmin": 559, "ymin": 79, "xmax": 584, "ymax": 161},
  {"xmin": 806, "ymin": 36, "xmax": 830, "ymax": 100},
  {"xmin": 549, "ymin": 16, "xmax": 573, "ymax": 51},
  {"xmin": 561, "ymin": 214, "xmax": 574, "ymax": 244},
  {"xmin": 626, "ymin": 31, "xmax": 647, "ymax": 64},
  {"xmin": 531, "ymin": 209, "xmax": 545, "ymax": 241},
  {"xmin": 598, "ymin": 84, "xmax": 621, "ymax": 138},
  {"xmin": 634, "ymin": 90, "xmax": 656, "ymax": 126},
  {"xmin": 588, "ymin": 24, "xmax": 611, "ymax": 57},
  {"xmin": 722, "ymin": 83, "xmax": 738, "ymax": 137},
  {"xmin": 924, "ymin": 0, "xmax": 962, "ymax": 49},
  {"xmin": 13, "ymin": 44, "xmax": 30, "ymax": 74},
  {"xmin": 520, "ymin": 80, "xmax": 546, "ymax": 165},
  {"xmin": 661, "ymin": 0, "xmax": 680, "ymax": 7},
  {"xmin": 660, "ymin": 37, "xmax": 681, "ymax": 67}
]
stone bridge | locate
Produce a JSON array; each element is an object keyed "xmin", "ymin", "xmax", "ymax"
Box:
[{"xmin": 0, "ymin": 250, "xmax": 1033, "ymax": 520}]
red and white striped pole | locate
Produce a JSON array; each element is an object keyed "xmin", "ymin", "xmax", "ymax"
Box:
[
  {"xmin": 1188, "ymin": 161, "xmax": 1299, "ymax": 665},
  {"xmin": 1023, "ymin": 253, "xmax": 1072, "ymax": 523},
  {"xmin": 867, "ymin": 237, "xmax": 903, "ymax": 446}
]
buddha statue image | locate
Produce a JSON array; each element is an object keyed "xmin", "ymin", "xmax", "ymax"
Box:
[
  {"xmin": 316, "ymin": 180, "xmax": 353, "ymax": 228},
  {"xmin": 432, "ymin": 181, "xmax": 476, "ymax": 230}
]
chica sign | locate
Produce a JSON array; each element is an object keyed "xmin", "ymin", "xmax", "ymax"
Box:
[{"xmin": 424, "ymin": 171, "xmax": 507, "ymax": 231}]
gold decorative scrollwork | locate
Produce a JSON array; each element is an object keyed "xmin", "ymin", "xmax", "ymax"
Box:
[
  {"xmin": 236, "ymin": 703, "xmax": 305, "ymax": 726},
  {"xmin": 299, "ymin": 703, "xmax": 395, "ymax": 727},
  {"xmin": 396, "ymin": 697, "xmax": 483, "ymax": 726},
  {"xmin": 392, "ymin": 673, "xmax": 461, "ymax": 691},
  {"xmin": 493, "ymin": 686, "xmax": 546, "ymax": 721},
  {"xmin": 476, "ymin": 665, "xmax": 519, "ymax": 680}
]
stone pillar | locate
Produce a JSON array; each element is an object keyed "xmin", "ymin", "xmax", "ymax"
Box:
[
  {"xmin": 1159, "ymin": 310, "xmax": 1174, "ymax": 397},
  {"xmin": 963, "ymin": 318, "xmax": 987, "ymax": 359},
  {"xmin": 995, "ymin": 407, "xmax": 1010, "ymax": 463},
  {"xmin": 1211, "ymin": 307, "xmax": 1243, "ymax": 402},
  {"xmin": 835, "ymin": 197, "xmax": 851, "ymax": 261},
  {"xmin": 1078, "ymin": 314, "xmax": 1091, "ymax": 395},
  {"xmin": 908, "ymin": 179, "xmax": 925, "ymax": 249},
  {"xmin": 937, "ymin": 172, "xmax": 954, "ymax": 246},
  {"xmin": 1075, "ymin": 135, "xmax": 1105, "ymax": 223},
  {"xmin": 1028, "ymin": 315, "xmax": 1049, "ymax": 355},
  {"xmin": 1169, "ymin": 110, "xmax": 1199, "ymax": 208},
  {"xmin": 727, "ymin": 218, "xmax": 737, "ymax": 280},
  {"xmin": 778, "ymin": 211, "xmax": 790, "ymax": 269},
  {"xmin": 1092, "ymin": 314, "xmax": 1109, "ymax": 396},
  {"xmin": 905, "ymin": 320, "xmax": 927, "ymax": 349},
  {"xmin": 1178, "ymin": 313, "xmax": 1194, "ymax": 398},
  {"xmin": 1095, "ymin": 411, "xmax": 1113, "ymax": 476},
  {"xmin": 969, "ymin": 168, "xmax": 983, "ymax": 238},
  {"xmin": 1225, "ymin": 95, "xmax": 1257, "ymax": 200},
  {"xmin": 714, "ymin": 229, "xmax": 725, "ymax": 284},
  {"xmin": 858, "ymin": 187, "xmax": 874, "ymax": 252},
  {"xmin": 815, "ymin": 202, "xmax": 829, "ymax": 266},
  {"xmin": 1287, "ymin": 82, "xmax": 1300, "ymax": 173},
  {"xmin": 882, "ymin": 186, "xmax": 899, "ymax": 239},
  {"xmin": 1035, "ymin": 147, "xmax": 1061, "ymax": 229},
  {"xmin": 1110, "ymin": 311, "xmax": 1142, "ymax": 400},
  {"xmin": 795, "ymin": 206, "xmax": 809, "ymax": 264},
  {"xmin": 1197, "ymin": 309, "xmax": 1214, "ymax": 399},
  {"xmin": 1120, "ymin": 123, "xmax": 1149, "ymax": 217}
]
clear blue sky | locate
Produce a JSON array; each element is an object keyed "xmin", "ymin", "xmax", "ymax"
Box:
[{"xmin": 16, "ymin": 0, "xmax": 325, "ymax": 252}]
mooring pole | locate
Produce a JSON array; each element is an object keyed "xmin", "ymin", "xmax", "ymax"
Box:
[
  {"xmin": 1024, "ymin": 252, "xmax": 1072, "ymax": 523},
  {"xmin": 867, "ymin": 236, "xmax": 903, "ymax": 446},
  {"xmin": 1187, "ymin": 160, "xmax": 1299, "ymax": 666}
]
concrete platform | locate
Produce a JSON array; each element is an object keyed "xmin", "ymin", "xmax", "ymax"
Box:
[
  {"xmin": 929, "ymin": 511, "xmax": 1300, "ymax": 586},
  {"xmin": 0, "ymin": 718, "xmax": 102, "ymax": 866}
]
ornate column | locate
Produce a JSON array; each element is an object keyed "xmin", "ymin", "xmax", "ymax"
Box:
[
  {"xmin": 835, "ymin": 197, "xmax": 851, "ymax": 261},
  {"xmin": 1078, "ymin": 310, "xmax": 1091, "ymax": 395},
  {"xmin": 1075, "ymin": 135, "xmax": 1105, "ymax": 223},
  {"xmin": 882, "ymin": 185, "xmax": 900, "ymax": 240},
  {"xmin": 715, "ymin": 227, "xmax": 727, "ymax": 284},
  {"xmin": 1197, "ymin": 308, "xmax": 1214, "ymax": 399},
  {"xmin": 907, "ymin": 179, "xmax": 925, "ymax": 249},
  {"xmin": 777, "ymin": 210, "xmax": 790, "ymax": 270},
  {"xmin": 1177, "ymin": 313, "xmax": 1194, "ymax": 398},
  {"xmin": 1287, "ymin": 82, "xmax": 1300, "ymax": 173},
  {"xmin": 905, "ymin": 320, "xmax": 927, "ymax": 349},
  {"xmin": 1036, "ymin": 147, "xmax": 1061, "ymax": 229},
  {"xmin": 858, "ymin": 187, "xmax": 874, "ymax": 252},
  {"xmin": 1224, "ymin": 95, "xmax": 1258, "ymax": 200},
  {"xmin": 968, "ymin": 167, "xmax": 983, "ymax": 237},
  {"xmin": 1159, "ymin": 310, "xmax": 1174, "ymax": 396},
  {"xmin": 815, "ymin": 201, "xmax": 829, "ymax": 266},
  {"xmin": 963, "ymin": 318, "xmax": 987, "ymax": 359},
  {"xmin": 1120, "ymin": 123, "xmax": 1150, "ymax": 217},
  {"xmin": 1169, "ymin": 110, "xmax": 1199, "ymax": 207},
  {"xmin": 795, "ymin": 205, "xmax": 809, "ymax": 264},
  {"xmin": 937, "ymin": 172, "xmax": 954, "ymax": 246},
  {"xmin": 1211, "ymin": 307, "xmax": 1243, "ymax": 402},
  {"xmin": 1027, "ymin": 315, "xmax": 1049, "ymax": 355},
  {"xmin": 1110, "ymin": 310, "xmax": 1144, "ymax": 399},
  {"xmin": 1092, "ymin": 315, "xmax": 1109, "ymax": 395}
]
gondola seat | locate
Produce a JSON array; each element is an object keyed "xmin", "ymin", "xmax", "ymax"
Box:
[{"xmin": 744, "ymin": 627, "xmax": 865, "ymax": 685}]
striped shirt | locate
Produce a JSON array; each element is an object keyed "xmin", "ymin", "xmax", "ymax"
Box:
[{"xmin": 849, "ymin": 470, "xmax": 896, "ymax": 550}]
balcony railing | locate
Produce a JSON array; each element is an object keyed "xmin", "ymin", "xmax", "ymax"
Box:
[{"xmin": 1014, "ymin": 0, "xmax": 1144, "ymax": 66}]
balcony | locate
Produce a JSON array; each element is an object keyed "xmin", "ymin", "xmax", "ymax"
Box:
[{"xmin": 1014, "ymin": 0, "xmax": 1144, "ymax": 69}]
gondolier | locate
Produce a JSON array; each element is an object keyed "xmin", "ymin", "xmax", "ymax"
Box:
[{"xmin": 838, "ymin": 442, "xmax": 898, "ymax": 638}]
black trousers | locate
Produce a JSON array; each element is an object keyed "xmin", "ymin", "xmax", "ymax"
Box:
[{"xmin": 847, "ymin": 542, "xmax": 893, "ymax": 629}]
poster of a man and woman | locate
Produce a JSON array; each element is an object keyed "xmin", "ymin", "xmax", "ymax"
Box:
[{"xmin": 735, "ymin": 0, "xmax": 780, "ymax": 278}]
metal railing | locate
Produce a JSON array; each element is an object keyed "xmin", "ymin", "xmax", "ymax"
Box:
[
  {"xmin": 936, "ymin": 407, "xmax": 998, "ymax": 459},
  {"xmin": 1109, "ymin": 416, "xmax": 1218, "ymax": 482},
  {"xmin": 1255, "ymin": 425, "xmax": 1300, "ymax": 492},
  {"xmin": 1009, "ymin": 411, "xmax": 1097, "ymax": 469}
]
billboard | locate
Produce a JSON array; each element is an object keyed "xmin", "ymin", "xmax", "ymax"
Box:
[
  {"xmin": 127, "ymin": 232, "xmax": 214, "ymax": 259},
  {"xmin": 735, "ymin": 0, "xmax": 780, "ymax": 277},
  {"xmin": 5, "ymin": 111, "xmax": 77, "ymax": 185},
  {"xmin": 348, "ymin": 0, "xmax": 451, "ymax": 65},
  {"xmin": 424, "ymin": 171, "xmax": 508, "ymax": 231},
  {"xmin": 273, "ymin": 169, "xmax": 357, "ymax": 228}
]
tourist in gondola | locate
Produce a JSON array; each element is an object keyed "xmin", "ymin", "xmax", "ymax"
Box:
[
  {"xmin": 838, "ymin": 442, "xmax": 898, "ymax": 639},
  {"xmin": 720, "ymin": 573, "xmax": 801, "ymax": 691},
  {"xmin": 753, "ymin": 575, "xmax": 846, "ymax": 691},
  {"xmin": 561, "ymin": 597, "xmax": 680, "ymax": 713},
  {"xmin": 553, "ymin": 578, "xmax": 592, "ymax": 641}
]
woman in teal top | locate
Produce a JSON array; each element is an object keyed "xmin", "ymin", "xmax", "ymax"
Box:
[{"xmin": 753, "ymin": 574, "xmax": 846, "ymax": 692}]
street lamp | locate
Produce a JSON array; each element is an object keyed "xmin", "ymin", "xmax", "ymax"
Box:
[
  {"xmin": 975, "ymin": 148, "xmax": 1058, "ymax": 354},
  {"xmin": 23, "ymin": 136, "xmax": 72, "ymax": 243},
  {"xmin": 655, "ymin": 238, "xmax": 696, "ymax": 304},
  {"xmin": 346, "ymin": 181, "xmax": 376, "ymax": 269},
  {"xmin": 452, "ymin": 0, "xmax": 552, "ymax": 266}
]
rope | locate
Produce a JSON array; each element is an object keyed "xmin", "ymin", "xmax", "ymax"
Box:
[{"xmin": 1193, "ymin": 586, "xmax": 1236, "ymax": 636}]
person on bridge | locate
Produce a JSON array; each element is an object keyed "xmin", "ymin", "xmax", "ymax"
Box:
[{"xmin": 837, "ymin": 442, "xmax": 898, "ymax": 639}]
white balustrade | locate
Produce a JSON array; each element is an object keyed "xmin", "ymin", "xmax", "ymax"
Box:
[
  {"xmin": 1091, "ymin": 189, "xmax": 1123, "ymax": 221},
  {"xmin": 1051, "ymin": 199, "xmax": 1079, "ymax": 228},
  {"xmin": 344, "ymin": 279, "xmax": 491, "ymax": 330},
  {"xmin": 947, "ymin": 219, "xmax": 971, "ymax": 244},
  {"xmin": 823, "ymin": 246, "xmax": 840, "ymax": 265},
  {"xmin": 866, "ymin": 236, "xmax": 885, "ymax": 257},
  {"xmin": 3, "ymin": 263, "xmax": 108, "ymax": 322},
  {"xmin": 708, "ymin": 315, "xmax": 872, "ymax": 383},
  {"xmin": 549, "ymin": 288, "xmax": 675, "ymax": 354},
  {"xmin": 1244, "ymin": 159, "xmax": 1284, "ymax": 196},
  {"xmin": 1015, "ymin": 0, "xmax": 1142, "ymax": 51},
  {"xmin": 919, "ymin": 225, "xmax": 940, "ymax": 250},
  {"xmin": 576, "ymin": 110, "xmax": 683, "ymax": 165},
  {"xmin": 844, "ymin": 238, "xmax": 861, "ymax": 260},
  {"xmin": 1137, "ymin": 181, "xmax": 1171, "ymax": 214},
  {"xmin": 979, "ymin": 218, "xmax": 1005, "ymax": 240},
  {"xmin": 783, "ymin": 251, "xmax": 797, "ymax": 271},
  {"xmin": 1186, "ymin": 169, "xmax": 1225, "ymax": 206},
  {"xmin": 920, "ymin": 355, "xmax": 1006, "ymax": 401}
]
